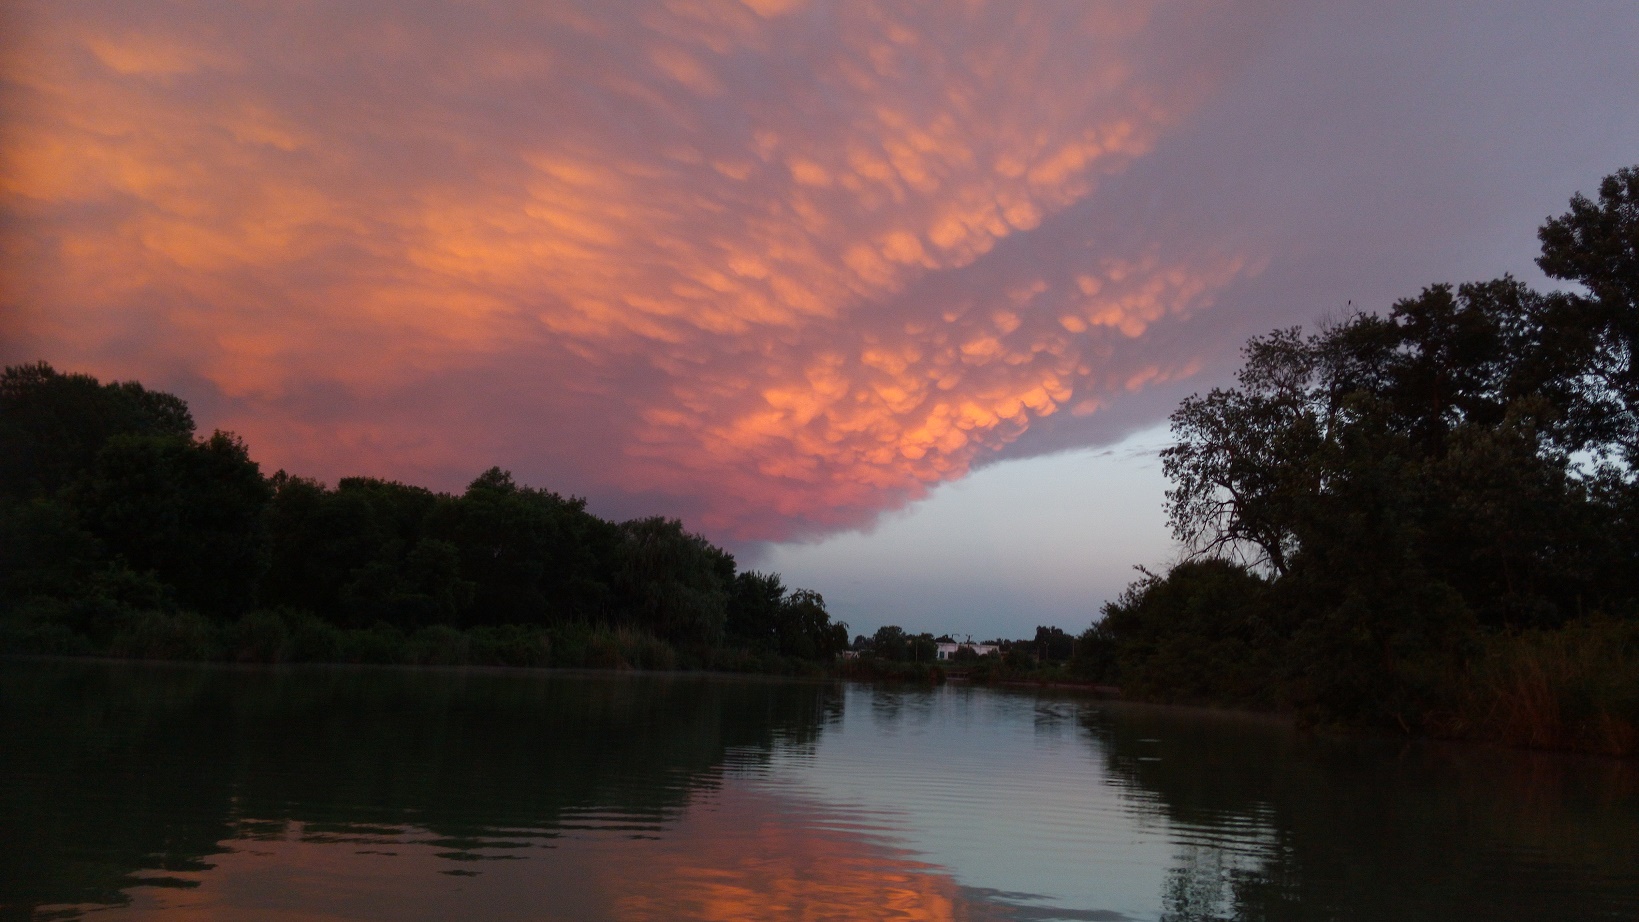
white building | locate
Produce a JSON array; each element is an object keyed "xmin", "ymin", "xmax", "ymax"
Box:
[{"xmin": 934, "ymin": 641, "xmax": 998, "ymax": 661}]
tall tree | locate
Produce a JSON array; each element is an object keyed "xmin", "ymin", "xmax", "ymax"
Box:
[{"xmin": 1537, "ymin": 165, "xmax": 1639, "ymax": 462}]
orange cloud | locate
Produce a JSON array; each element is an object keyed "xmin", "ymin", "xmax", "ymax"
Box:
[{"xmin": 0, "ymin": 1, "xmax": 1270, "ymax": 540}]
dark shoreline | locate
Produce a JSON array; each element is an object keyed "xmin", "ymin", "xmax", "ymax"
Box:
[{"xmin": 12, "ymin": 651, "xmax": 1634, "ymax": 760}]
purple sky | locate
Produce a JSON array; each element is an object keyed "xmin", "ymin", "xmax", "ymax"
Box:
[{"xmin": 3, "ymin": 1, "xmax": 1636, "ymax": 637}]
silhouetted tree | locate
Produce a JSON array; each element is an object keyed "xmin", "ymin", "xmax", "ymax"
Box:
[
  {"xmin": 0, "ymin": 362, "xmax": 193, "ymax": 501},
  {"xmin": 71, "ymin": 432, "xmax": 271, "ymax": 617},
  {"xmin": 1105, "ymin": 164, "xmax": 1639, "ymax": 727},
  {"xmin": 615, "ymin": 516, "xmax": 731, "ymax": 644}
]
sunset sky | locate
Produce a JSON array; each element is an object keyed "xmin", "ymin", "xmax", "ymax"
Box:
[{"xmin": 3, "ymin": 1, "xmax": 1637, "ymax": 638}]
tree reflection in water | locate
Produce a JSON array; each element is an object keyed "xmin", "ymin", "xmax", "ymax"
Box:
[
  {"xmin": 3, "ymin": 663, "xmax": 1637, "ymax": 921},
  {"xmin": 1079, "ymin": 701, "xmax": 1639, "ymax": 922},
  {"xmin": 0, "ymin": 661, "xmax": 844, "ymax": 917}
]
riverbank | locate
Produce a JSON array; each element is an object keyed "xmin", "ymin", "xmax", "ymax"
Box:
[
  {"xmin": 944, "ymin": 637, "xmax": 1639, "ymax": 759},
  {"xmin": 9, "ymin": 609, "xmax": 1634, "ymax": 758},
  {"xmin": 0, "ymin": 608, "xmax": 832, "ymax": 676}
]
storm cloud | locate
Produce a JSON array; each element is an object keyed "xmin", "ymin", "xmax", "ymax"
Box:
[{"xmin": 3, "ymin": 1, "xmax": 1635, "ymax": 549}]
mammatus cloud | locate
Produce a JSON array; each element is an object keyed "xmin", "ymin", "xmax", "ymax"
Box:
[{"xmin": 0, "ymin": 0, "xmax": 1270, "ymax": 539}]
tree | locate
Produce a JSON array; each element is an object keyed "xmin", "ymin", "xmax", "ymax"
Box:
[
  {"xmin": 1537, "ymin": 165, "xmax": 1639, "ymax": 462},
  {"xmin": 908, "ymin": 632, "xmax": 939, "ymax": 663},
  {"xmin": 726, "ymin": 570, "xmax": 785, "ymax": 649},
  {"xmin": 1162, "ymin": 328, "xmax": 1330, "ymax": 575},
  {"xmin": 615, "ymin": 516, "xmax": 730, "ymax": 644},
  {"xmin": 71, "ymin": 431, "xmax": 272, "ymax": 617},
  {"xmin": 434, "ymin": 468, "xmax": 622, "ymax": 626},
  {"xmin": 1162, "ymin": 280, "xmax": 1603, "ymax": 612},
  {"xmin": 1119, "ymin": 165, "xmax": 1639, "ymax": 726},
  {"xmin": 339, "ymin": 537, "xmax": 475, "ymax": 629},
  {"xmin": 1033, "ymin": 625, "xmax": 1075, "ymax": 663},
  {"xmin": 1094, "ymin": 561, "xmax": 1275, "ymax": 703},
  {"xmin": 872, "ymin": 624, "xmax": 909, "ymax": 661},
  {"xmin": 774, "ymin": 588, "xmax": 848, "ymax": 660},
  {"xmin": 0, "ymin": 362, "xmax": 194, "ymax": 501}
]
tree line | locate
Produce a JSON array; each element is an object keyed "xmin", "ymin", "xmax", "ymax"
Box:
[
  {"xmin": 1074, "ymin": 166, "xmax": 1639, "ymax": 754},
  {"xmin": 849, "ymin": 624, "xmax": 1077, "ymax": 664},
  {"xmin": 835, "ymin": 624, "xmax": 1083, "ymax": 684},
  {"xmin": 0, "ymin": 367, "xmax": 848, "ymax": 669}
]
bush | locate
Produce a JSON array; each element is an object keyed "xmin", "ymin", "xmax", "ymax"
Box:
[
  {"xmin": 338, "ymin": 623, "xmax": 407, "ymax": 664},
  {"xmin": 1097, "ymin": 560, "xmax": 1280, "ymax": 707},
  {"xmin": 628, "ymin": 628, "xmax": 678, "ymax": 671},
  {"xmin": 227, "ymin": 609, "xmax": 292, "ymax": 663},
  {"xmin": 469, "ymin": 625, "xmax": 551, "ymax": 667},
  {"xmin": 700, "ymin": 646, "xmax": 789, "ymax": 675},
  {"xmin": 579, "ymin": 625, "xmax": 671, "ymax": 670},
  {"xmin": 284, "ymin": 610, "xmax": 343, "ymax": 662},
  {"xmin": 406, "ymin": 624, "xmax": 469, "ymax": 665},
  {"xmin": 108, "ymin": 610, "xmax": 219, "ymax": 661},
  {"xmin": 0, "ymin": 616, "xmax": 93, "ymax": 656},
  {"xmin": 544, "ymin": 623, "xmax": 677, "ymax": 670}
]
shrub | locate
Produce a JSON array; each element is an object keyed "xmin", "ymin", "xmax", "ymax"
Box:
[
  {"xmin": 227, "ymin": 609, "xmax": 292, "ymax": 663},
  {"xmin": 284, "ymin": 610, "xmax": 342, "ymax": 662},
  {"xmin": 407, "ymin": 624, "xmax": 470, "ymax": 665},
  {"xmin": 469, "ymin": 624, "xmax": 551, "ymax": 667},
  {"xmin": 0, "ymin": 617, "xmax": 93, "ymax": 656},
  {"xmin": 1098, "ymin": 560, "xmax": 1280, "ymax": 708},
  {"xmin": 108, "ymin": 610, "xmax": 219, "ymax": 661},
  {"xmin": 338, "ymin": 623, "xmax": 407, "ymax": 664}
]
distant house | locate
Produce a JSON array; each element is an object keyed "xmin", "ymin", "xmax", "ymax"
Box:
[{"xmin": 934, "ymin": 641, "xmax": 997, "ymax": 661}]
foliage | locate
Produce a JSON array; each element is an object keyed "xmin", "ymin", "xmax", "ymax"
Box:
[
  {"xmin": 108, "ymin": 610, "xmax": 221, "ymax": 661},
  {"xmin": 1094, "ymin": 561, "xmax": 1280, "ymax": 707},
  {"xmin": 0, "ymin": 364, "xmax": 848, "ymax": 670},
  {"xmin": 0, "ymin": 361, "xmax": 193, "ymax": 501},
  {"xmin": 72, "ymin": 431, "xmax": 273, "ymax": 617},
  {"xmin": 1436, "ymin": 617, "xmax": 1639, "ymax": 755},
  {"xmin": 615, "ymin": 516, "xmax": 731, "ymax": 644},
  {"xmin": 1032, "ymin": 625, "xmax": 1075, "ymax": 663},
  {"xmin": 1097, "ymin": 165, "xmax": 1639, "ymax": 751},
  {"xmin": 861, "ymin": 624, "xmax": 938, "ymax": 663}
]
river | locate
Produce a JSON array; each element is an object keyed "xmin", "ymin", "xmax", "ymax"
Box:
[{"xmin": 2, "ymin": 659, "xmax": 1635, "ymax": 920}]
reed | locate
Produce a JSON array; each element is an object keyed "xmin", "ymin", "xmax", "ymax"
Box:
[{"xmin": 1448, "ymin": 618, "xmax": 1639, "ymax": 756}]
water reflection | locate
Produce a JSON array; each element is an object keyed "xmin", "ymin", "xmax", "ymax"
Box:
[
  {"xmin": 2, "ymin": 662, "xmax": 1636, "ymax": 921},
  {"xmin": 97, "ymin": 793, "xmax": 999, "ymax": 921},
  {"xmin": 0, "ymin": 661, "xmax": 844, "ymax": 917},
  {"xmin": 1078, "ymin": 700, "xmax": 1639, "ymax": 921}
]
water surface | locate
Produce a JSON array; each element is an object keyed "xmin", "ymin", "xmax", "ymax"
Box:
[{"xmin": 2, "ymin": 660, "xmax": 1635, "ymax": 920}]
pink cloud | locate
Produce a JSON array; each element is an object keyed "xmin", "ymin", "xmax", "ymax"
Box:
[{"xmin": 0, "ymin": 0, "xmax": 1274, "ymax": 540}]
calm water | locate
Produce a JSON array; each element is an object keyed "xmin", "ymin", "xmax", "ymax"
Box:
[{"xmin": 2, "ymin": 660, "xmax": 1637, "ymax": 921}]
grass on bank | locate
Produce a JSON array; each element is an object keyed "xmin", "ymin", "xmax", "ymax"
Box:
[{"xmin": 1429, "ymin": 618, "xmax": 1639, "ymax": 757}]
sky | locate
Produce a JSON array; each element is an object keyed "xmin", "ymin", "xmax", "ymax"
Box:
[{"xmin": 2, "ymin": 1, "xmax": 1637, "ymax": 639}]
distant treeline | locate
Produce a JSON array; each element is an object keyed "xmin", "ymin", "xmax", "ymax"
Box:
[
  {"xmin": 834, "ymin": 624, "xmax": 1084, "ymax": 684},
  {"xmin": 1073, "ymin": 166, "xmax": 1639, "ymax": 755},
  {"xmin": 0, "ymin": 366, "xmax": 848, "ymax": 670},
  {"xmin": 848, "ymin": 624, "xmax": 1078, "ymax": 663}
]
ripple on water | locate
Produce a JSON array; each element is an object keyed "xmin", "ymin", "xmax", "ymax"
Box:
[{"xmin": 5, "ymin": 663, "xmax": 1637, "ymax": 922}]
